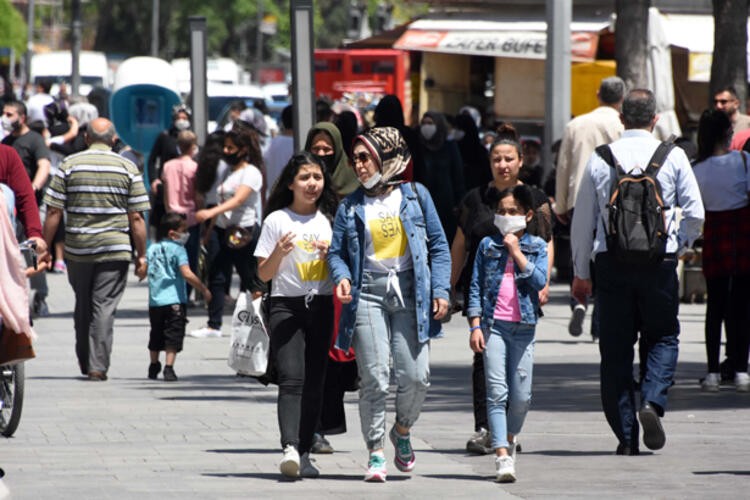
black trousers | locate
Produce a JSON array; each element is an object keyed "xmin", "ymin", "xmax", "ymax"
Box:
[
  {"xmin": 595, "ymin": 253, "xmax": 680, "ymax": 448},
  {"xmin": 705, "ymin": 274, "xmax": 750, "ymax": 373},
  {"xmin": 269, "ymin": 295, "xmax": 333, "ymax": 454}
]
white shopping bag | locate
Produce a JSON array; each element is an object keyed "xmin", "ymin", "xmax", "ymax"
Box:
[{"xmin": 228, "ymin": 292, "xmax": 269, "ymax": 376}]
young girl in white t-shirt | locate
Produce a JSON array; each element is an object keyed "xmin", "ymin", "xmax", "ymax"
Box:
[{"xmin": 254, "ymin": 151, "xmax": 339, "ymax": 480}]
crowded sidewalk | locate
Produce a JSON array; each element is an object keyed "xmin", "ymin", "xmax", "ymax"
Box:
[{"xmin": 1, "ymin": 270, "xmax": 745, "ymax": 499}]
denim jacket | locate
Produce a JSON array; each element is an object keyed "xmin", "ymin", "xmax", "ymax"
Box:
[
  {"xmin": 467, "ymin": 232, "xmax": 548, "ymax": 332},
  {"xmin": 327, "ymin": 182, "xmax": 451, "ymax": 351}
]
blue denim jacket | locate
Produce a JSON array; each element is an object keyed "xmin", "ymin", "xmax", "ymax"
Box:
[
  {"xmin": 467, "ymin": 232, "xmax": 548, "ymax": 331},
  {"xmin": 327, "ymin": 182, "xmax": 451, "ymax": 351}
]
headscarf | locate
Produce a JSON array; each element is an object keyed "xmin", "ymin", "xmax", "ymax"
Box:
[
  {"xmin": 420, "ymin": 110, "xmax": 448, "ymax": 152},
  {"xmin": 354, "ymin": 126, "xmax": 411, "ymax": 196},
  {"xmin": 304, "ymin": 121, "xmax": 359, "ymax": 196},
  {"xmin": 374, "ymin": 95, "xmax": 406, "ymax": 128}
]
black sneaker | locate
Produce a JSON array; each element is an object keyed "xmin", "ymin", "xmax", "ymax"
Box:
[
  {"xmin": 148, "ymin": 361, "xmax": 161, "ymax": 380},
  {"xmin": 163, "ymin": 365, "xmax": 178, "ymax": 382}
]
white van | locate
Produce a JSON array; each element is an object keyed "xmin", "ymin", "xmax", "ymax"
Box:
[
  {"xmin": 171, "ymin": 57, "xmax": 245, "ymax": 96},
  {"xmin": 30, "ymin": 51, "xmax": 110, "ymax": 96}
]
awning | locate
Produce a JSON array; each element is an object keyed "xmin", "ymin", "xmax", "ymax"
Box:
[{"xmin": 394, "ymin": 19, "xmax": 609, "ymax": 60}]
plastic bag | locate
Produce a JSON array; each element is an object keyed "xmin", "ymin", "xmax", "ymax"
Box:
[{"xmin": 228, "ymin": 292, "xmax": 269, "ymax": 376}]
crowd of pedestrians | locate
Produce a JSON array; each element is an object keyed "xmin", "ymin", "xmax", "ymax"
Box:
[{"xmin": 3, "ymin": 75, "xmax": 750, "ymax": 485}]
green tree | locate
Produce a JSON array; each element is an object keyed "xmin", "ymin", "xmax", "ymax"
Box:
[
  {"xmin": 710, "ymin": 0, "xmax": 748, "ymax": 106},
  {"xmin": 0, "ymin": 0, "xmax": 28, "ymax": 56}
]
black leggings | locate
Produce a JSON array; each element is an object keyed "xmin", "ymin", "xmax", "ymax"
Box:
[
  {"xmin": 705, "ymin": 274, "xmax": 750, "ymax": 373},
  {"xmin": 269, "ymin": 295, "xmax": 333, "ymax": 453}
]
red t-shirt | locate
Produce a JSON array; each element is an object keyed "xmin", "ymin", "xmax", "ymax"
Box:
[{"xmin": 0, "ymin": 145, "xmax": 42, "ymax": 238}]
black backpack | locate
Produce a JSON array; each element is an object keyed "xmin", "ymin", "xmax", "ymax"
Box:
[{"xmin": 595, "ymin": 142, "xmax": 673, "ymax": 265}]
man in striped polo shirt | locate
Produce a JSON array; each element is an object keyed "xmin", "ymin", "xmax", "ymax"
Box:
[{"xmin": 43, "ymin": 118, "xmax": 150, "ymax": 381}]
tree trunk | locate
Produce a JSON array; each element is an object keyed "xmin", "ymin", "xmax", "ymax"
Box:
[
  {"xmin": 710, "ymin": 0, "xmax": 748, "ymax": 108},
  {"xmin": 615, "ymin": 0, "xmax": 650, "ymax": 90}
]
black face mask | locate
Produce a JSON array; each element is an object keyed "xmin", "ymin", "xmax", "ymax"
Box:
[
  {"xmin": 223, "ymin": 151, "xmax": 243, "ymax": 166},
  {"xmin": 312, "ymin": 153, "xmax": 336, "ymax": 173}
]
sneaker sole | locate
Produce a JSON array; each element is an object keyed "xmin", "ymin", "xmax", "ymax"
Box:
[
  {"xmin": 496, "ymin": 472, "xmax": 516, "ymax": 483},
  {"xmin": 568, "ymin": 307, "xmax": 585, "ymax": 337},
  {"xmin": 638, "ymin": 407, "xmax": 666, "ymax": 451},
  {"xmin": 701, "ymin": 385, "xmax": 719, "ymax": 392},
  {"xmin": 364, "ymin": 471, "xmax": 386, "ymax": 482},
  {"xmin": 300, "ymin": 468, "xmax": 319, "ymax": 478},
  {"xmin": 279, "ymin": 460, "xmax": 300, "ymax": 478},
  {"xmin": 737, "ymin": 384, "xmax": 750, "ymax": 393}
]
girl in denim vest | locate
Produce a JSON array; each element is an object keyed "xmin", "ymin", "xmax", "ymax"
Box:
[{"xmin": 467, "ymin": 184, "xmax": 548, "ymax": 483}]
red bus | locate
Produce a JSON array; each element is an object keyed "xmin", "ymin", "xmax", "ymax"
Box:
[{"xmin": 314, "ymin": 49, "xmax": 411, "ymax": 121}]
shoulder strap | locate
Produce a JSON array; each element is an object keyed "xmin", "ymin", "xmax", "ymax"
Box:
[
  {"xmin": 410, "ymin": 182, "xmax": 425, "ymax": 217},
  {"xmin": 595, "ymin": 144, "xmax": 616, "ymax": 168},
  {"xmin": 645, "ymin": 142, "xmax": 675, "ymax": 175}
]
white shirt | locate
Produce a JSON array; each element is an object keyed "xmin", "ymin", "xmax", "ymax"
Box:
[
  {"xmin": 571, "ymin": 129, "xmax": 705, "ymax": 280},
  {"xmin": 216, "ymin": 164, "xmax": 263, "ymax": 228},
  {"xmin": 263, "ymin": 134, "xmax": 294, "ymax": 197},
  {"xmin": 254, "ymin": 208, "xmax": 333, "ymax": 297},
  {"xmin": 26, "ymin": 93, "xmax": 55, "ymax": 127},
  {"xmin": 692, "ymin": 151, "xmax": 750, "ymax": 211},
  {"xmin": 363, "ymin": 189, "xmax": 413, "ymax": 273}
]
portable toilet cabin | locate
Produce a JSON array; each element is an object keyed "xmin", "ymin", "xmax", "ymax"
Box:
[{"xmin": 110, "ymin": 56, "xmax": 181, "ymax": 188}]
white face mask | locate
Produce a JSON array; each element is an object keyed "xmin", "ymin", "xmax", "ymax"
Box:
[
  {"xmin": 174, "ymin": 232, "xmax": 190, "ymax": 246},
  {"xmin": 421, "ymin": 123, "xmax": 437, "ymax": 141},
  {"xmin": 1, "ymin": 116, "xmax": 16, "ymax": 132},
  {"xmin": 494, "ymin": 214, "xmax": 527, "ymax": 235},
  {"xmin": 174, "ymin": 119, "xmax": 190, "ymax": 131},
  {"xmin": 360, "ymin": 171, "xmax": 382, "ymax": 190}
]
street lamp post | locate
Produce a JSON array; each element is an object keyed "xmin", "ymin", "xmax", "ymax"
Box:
[{"xmin": 290, "ymin": 0, "xmax": 315, "ymax": 151}]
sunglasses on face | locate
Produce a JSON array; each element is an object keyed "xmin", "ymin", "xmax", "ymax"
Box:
[{"xmin": 353, "ymin": 152, "xmax": 372, "ymax": 164}]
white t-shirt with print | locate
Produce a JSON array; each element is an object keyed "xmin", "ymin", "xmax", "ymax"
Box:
[
  {"xmin": 254, "ymin": 208, "xmax": 333, "ymax": 297},
  {"xmin": 363, "ymin": 189, "xmax": 413, "ymax": 273},
  {"xmin": 216, "ymin": 164, "xmax": 263, "ymax": 228}
]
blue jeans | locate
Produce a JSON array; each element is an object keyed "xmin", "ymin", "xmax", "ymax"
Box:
[
  {"xmin": 352, "ymin": 270, "xmax": 430, "ymax": 451},
  {"xmin": 484, "ymin": 319, "xmax": 535, "ymax": 450},
  {"xmin": 594, "ymin": 252, "xmax": 680, "ymax": 449}
]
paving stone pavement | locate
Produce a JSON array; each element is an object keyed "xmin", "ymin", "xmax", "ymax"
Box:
[{"xmin": 1, "ymin": 270, "xmax": 748, "ymax": 499}]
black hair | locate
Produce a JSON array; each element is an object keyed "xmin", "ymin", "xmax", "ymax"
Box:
[
  {"xmin": 228, "ymin": 100, "xmax": 247, "ymax": 112},
  {"xmin": 264, "ymin": 151, "xmax": 339, "ymax": 221},
  {"xmin": 227, "ymin": 120, "xmax": 263, "ymax": 169},
  {"xmin": 490, "ymin": 122, "xmax": 523, "ymax": 158},
  {"xmin": 4, "ymin": 100, "xmax": 26, "ymax": 118},
  {"xmin": 195, "ymin": 130, "xmax": 226, "ymax": 195},
  {"xmin": 696, "ymin": 108, "xmax": 732, "ymax": 162},
  {"xmin": 622, "ymin": 89, "xmax": 656, "ymax": 129},
  {"xmin": 487, "ymin": 184, "xmax": 534, "ymax": 214},
  {"xmin": 715, "ymin": 86, "xmax": 739, "ymax": 99},
  {"xmin": 281, "ymin": 105, "xmax": 293, "ymax": 130},
  {"xmin": 157, "ymin": 212, "xmax": 186, "ymax": 241}
]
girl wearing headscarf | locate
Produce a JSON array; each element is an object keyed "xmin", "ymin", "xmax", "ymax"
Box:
[
  {"xmin": 416, "ymin": 110, "xmax": 465, "ymax": 243},
  {"xmin": 327, "ymin": 126, "xmax": 451, "ymax": 482},
  {"xmin": 454, "ymin": 113, "xmax": 492, "ymax": 192},
  {"xmin": 304, "ymin": 122, "xmax": 360, "ymax": 196},
  {"xmin": 373, "ymin": 94, "xmax": 420, "ymax": 181}
]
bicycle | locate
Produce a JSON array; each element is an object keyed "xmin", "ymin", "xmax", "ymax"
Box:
[{"xmin": 0, "ymin": 239, "xmax": 38, "ymax": 438}]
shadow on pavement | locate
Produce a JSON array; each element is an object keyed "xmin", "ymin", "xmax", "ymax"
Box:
[
  {"xmin": 420, "ymin": 473, "xmax": 494, "ymax": 482},
  {"xmin": 692, "ymin": 470, "xmax": 750, "ymax": 476},
  {"xmin": 206, "ymin": 448, "xmax": 278, "ymax": 454}
]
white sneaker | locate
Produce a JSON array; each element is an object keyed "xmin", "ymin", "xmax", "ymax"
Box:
[
  {"xmin": 568, "ymin": 304, "xmax": 586, "ymax": 337},
  {"xmin": 300, "ymin": 452, "xmax": 319, "ymax": 478},
  {"xmin": 279, "ymin": 444, "xmax": 300, "ymax": 478},
  {"xmin": 735, "ymin": 372, "xmax": 750, "ymax": 392},
  {"xmin": 495, "ymin": 455, "xmax": 516, "ymax": 483},
  {"xmin": 701, "ymin": 373, "xmax": 720, "ymax": 392},
  {"xmin": 187, "ymin": 326, "xmax": 222, "ymax": 338},
  {"xmin": 364, "ymin": 452, "xmax": 387, "ymax": 482}
]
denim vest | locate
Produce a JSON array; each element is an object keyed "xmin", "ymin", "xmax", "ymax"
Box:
[
  {"xmin": 466, "ymin": 232, "xmax": 548, "ymax": 332},
  {"xmin": 327, "ymin": 182, "xmax": 451, "ymax": 351}
]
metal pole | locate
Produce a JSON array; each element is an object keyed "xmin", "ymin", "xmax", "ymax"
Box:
[
  {"xmin": 24, "ymin": 0, "xmax": 35, "ymax": 88},
  {"xmin": 290, "ymin": 0, "xmax": 315, "ymax": 151},
  {"xmin": 189, "ymin": 16, "xmax": 208, "ymax": 146},
  {"xmin": 151, "ymin": 0, "xmax": 160, "ymax": 57},
  {"xmin": 544, "ymin": 0, "xmax": 571, "ymax": 175},
  {"xmin": 71, "ymin": 0, "xmax": 82, "ymax": 98}
]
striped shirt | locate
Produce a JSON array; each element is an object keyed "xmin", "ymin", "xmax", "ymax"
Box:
[{"xmin": 43, "ymin": 143, "xmax": 150, "ymax": 263}]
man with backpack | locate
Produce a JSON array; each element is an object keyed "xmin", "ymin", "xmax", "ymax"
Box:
[{"xmin": 570, "ymin": 89, "xmax": 704, "ymax": 455}]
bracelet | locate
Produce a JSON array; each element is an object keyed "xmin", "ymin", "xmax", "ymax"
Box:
[{"xmin": 469, "ymin": 325, "xmax": 481, "ymax": 333}]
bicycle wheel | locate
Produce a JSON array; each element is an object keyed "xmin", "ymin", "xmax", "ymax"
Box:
[{"xmin": 0, "ymin": 363, "xmax": 24, "ymax": 437}]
